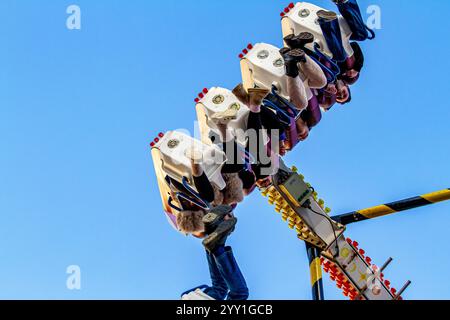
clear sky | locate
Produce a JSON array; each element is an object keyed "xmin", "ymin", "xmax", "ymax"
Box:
[{"xmin": 1, "ymin": 0, "xmax": 449, "ymax": 300}]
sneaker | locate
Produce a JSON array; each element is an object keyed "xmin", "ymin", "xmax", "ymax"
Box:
[
  {"xmin": 202, "ymin": 213, "xmax": 222, "ymax": 234},
  {"xmin": 279, "ymin": 47, "xmax": 291, "ymax": 55},
  {"xmin": 232, "ymin": 83, "xmax": 250, "ymax": 106},
  {"xmin": 202, "ymin": 218, "xmax": 237, "ymax": 253},
  {"xmin": 280, "ymin": 48, "xmax": 300, "ymax": 78},
  {"xmin": 284, "ymin": 32, "xmax": 314, "ymax": 49},
  {"xmin": 283, "ymin": 34, "xmax": 298, "ymax": 49},
  {"xmin": 288, "ymin": 48, "xmax": 307, "ymax": 63},
  {"xmin": 202, "ymin": 205, "xmax": 233, "ymax": 234},
  {"xmin": 248, "ymin": 87, "xmax": 270, "ymax": 108},
  {"xmin": 185, "ymin": 147, "xmax": 203, "ymax": 163},
  {"xmin": 210, "ymin": 108, "xmax": 238, "ymax": 125},
  {"xmin": 296, "ymin": 32, "xmax": 315, "ymax": 46},
  {"xmin": 317, "ymin": 10, "xmax": 338, "ymax": 21},
  {"xmin": 181, "ymin": 289, "xmax": 215, "ymax": 300}
]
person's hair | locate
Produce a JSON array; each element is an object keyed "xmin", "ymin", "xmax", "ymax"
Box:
[
  {"xmin": 350, "ymin": 42, "xmax": 364, "ymax": 72},
  {"xmin": 340, "ymin": 72, "xmax": 360, "ymax": 85},
  {"xmin": 338, "ymin": 86, "xmax": 352, "ymax": 104}
]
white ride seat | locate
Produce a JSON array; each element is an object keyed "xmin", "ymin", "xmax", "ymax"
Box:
[
  {"xmin": 281, "ymin": 2, "xmax": 354, "ymax": 59},
  {"xmin": 240, "ymin": 42, "xmax": 313, "ymax": 101},
  {"xmin": 195, "ymin": 86, "xmax": 251, "ymax": 147}
]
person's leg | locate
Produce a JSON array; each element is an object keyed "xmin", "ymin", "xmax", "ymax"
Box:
[
  {"xmin": 279, "ymin": 48, "xmax": 311, "ymax": 141},
  {"xmin": 284, "ymin": 32, "xmax": 330, "ymax": 88},
  {"xmin": 203, "ymin": 250, "xmax": 229, "ymax": 300},
  {"xmin": 192, "ymin": 173, "xmax": 216, "ymax": 204},
  {"xmin": 317, "ymin": 10, "xmax": 348, "ymax": 63},
  {"xmin": 202, "ymin": 206, "xmax": 237, "ymax": 252},
  {"xmin": 213, "ymin": 246, "xmax": 249, "ymax": 300},
  {"xmin": 280, "ymin": 48, "xmax": 309, "ymax": 111},
  {"xmin": 247, "ymin": 109, "xmax": 272, "ymax": 170},
  {"xmin": 258, "ymin": 106, "xmax": 288, "ymax": 156},
  {"xmin": 333, "ymin": 0, "xmax": 375, "ymax": 41},
  {"xmin": 299, "ymin": 56, "xmax": 327, "ymax": 89},
  {"xmin": 287, "ymin": 76, "xmax": 308, "ymax": 111},
  {"xmin": 221, "ymin": 143, "xmax": 246, "ymax": 174},
  {"xmin": 301, "ymin": 95, "xmax": 322, "ymax": 129},
  {"xmin": 202, "ymin": 208, "xmax": 247, "ymax": 299},
  {"xmin": 260, "ymin": 105, "xmax": 286, "ymax": 132},
  {"xmin": 213, "ymin": 122, "xmax": 246, "ymax": 174},
  {"xmin": 185, "ymin": 150, "xmax": 216, "ymax": 204},
  {"xmin": 232, "ymin": 83, "xmax": 273, "ymax": 176}
]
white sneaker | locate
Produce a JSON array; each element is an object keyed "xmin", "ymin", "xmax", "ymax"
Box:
[
  {"xmin": 181, "ymin": 289, "xmax": 215, "ymax": 300},
  {"xmin": 185, "ymin": 147, "xmax": 203, "ymax": 163},
  {"xmin": 210, "ymin": 108, "xmax": 238, "ymax": 125}
]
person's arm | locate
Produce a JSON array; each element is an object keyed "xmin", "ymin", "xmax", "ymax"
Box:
[{"xmin": 318, "ymin": 87, "xmax": 337, "ymax": 110}]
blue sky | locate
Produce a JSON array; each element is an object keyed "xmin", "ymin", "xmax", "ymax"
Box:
[{"xmin": 0, "ymin": 0, "xmax": 449, "ymax": 300}]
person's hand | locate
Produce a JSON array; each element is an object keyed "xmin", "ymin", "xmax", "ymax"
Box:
[
  {"xmin": 296, "ymin": 118, "xmax": 310, "ymax": 141},
  {"xmin": 325, "ymin": 83, "xmax": 337, "ymax": 95},
  {"xmin": 192, "ymin": 232, "xmax": 206, "ymax": 239},
  {"xmin": 256, "ymin": 176, "xmax": 272, "ymax": 188},
  {"xmin": 336, "ymin": 79, "xmax": 345, "ymax": 91},
  {"xmin": 336, "ymin": 80, "xmax": 350, "ymax": 103},
  {"xmin": 279, "ymin": 140, "xmax": 287, "ymax": 156}
]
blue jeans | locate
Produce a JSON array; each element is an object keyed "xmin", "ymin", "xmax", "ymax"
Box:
[
  {"xmin": 336, "ymin": 0, "xmax": 375, "ymax": 41},
  {"xmin": 204, "ymin": 246, "xmax": 249, "ymax": 300},
  {"xmin": 318, "ymin": 16, "xmax": 348, "ymax": 63}
]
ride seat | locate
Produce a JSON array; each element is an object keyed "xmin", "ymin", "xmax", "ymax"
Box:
[
  {"xmin": 281, "ymin": 2, "xmax": 354, "ymax": 59},
  {"xmin": 195, "ymin": 87, "xmax": 251, "ymax": 147}
]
